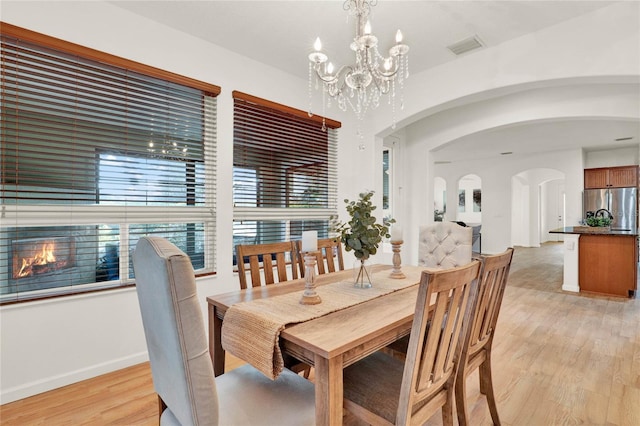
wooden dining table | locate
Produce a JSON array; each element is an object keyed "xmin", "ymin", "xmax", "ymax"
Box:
[{"xmin": 207, "ymin": 264, "xmax": 425, "ymax": 426}]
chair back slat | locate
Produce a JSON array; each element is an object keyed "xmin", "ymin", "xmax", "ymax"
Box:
[
  {"xmin": 295, "ymin": 238, "xmax": 345, "ymax": 277},
  {"xmin": 236, "ymin": 241, "xmax": 299, "ymax": 289}
]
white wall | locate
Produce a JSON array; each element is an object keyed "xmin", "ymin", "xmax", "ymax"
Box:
[
  {"xmin": 389, "ymin": 1, "xmax": 639, "ymax": 262},
  {"xmin": 511, "ymin": 176, "xmax": 529, "ymax": 247},
  {"xmin": 0, "ymin": 0, "xmax": 365, "ymax": 403},
  {"xmin": 585, "ymin": 147, "xmax": 640, "ymax": 168},
  {"xmin": 430, "ymin": 151, "xmax": 581, "ymax": 256}
]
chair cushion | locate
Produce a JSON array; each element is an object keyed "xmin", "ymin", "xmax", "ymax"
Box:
[
  {"xmin": 161, "ymin": 365, "xmax": 315, "ymax": 426},
  {"xmin": 418, "ymin": 222, "xmax": 472, "ymax": 269},
  {"xmin": 216, "ymin": 365, "xmax": 316, "ymax": 426}
]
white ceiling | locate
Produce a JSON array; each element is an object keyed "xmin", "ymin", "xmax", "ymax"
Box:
[
  {"xmin": 110, "ymin": 1, "xmax": 638, "ymax": 161},
  {"xmin": 110, "ymin": 0, "xmax": 616, "ymax": 79},
  {"xmin": 431, "ymin": 119, "xmax": 640, "ymax": 163}
]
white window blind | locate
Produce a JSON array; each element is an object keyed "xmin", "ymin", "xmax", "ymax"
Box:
[
  {"xmin": 232, "ymin": 91, "xmax": 340, "ymax": 259},
  {"xmin": 0, "ymin": 23, "xmax": 219, "ymax": 303}
]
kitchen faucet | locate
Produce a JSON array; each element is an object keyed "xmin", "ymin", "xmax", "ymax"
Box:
[{"xmin": 595, "ymin": 208, "xmax": 613, "ymax": 219}]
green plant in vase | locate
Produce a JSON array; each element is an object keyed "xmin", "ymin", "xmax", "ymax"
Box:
[{"xmin": 332, "ymin": 190, "xmax": 394, "ymax": 288}]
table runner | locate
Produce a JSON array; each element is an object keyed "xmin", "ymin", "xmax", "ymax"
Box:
[{"xmin": 221, "ymin": 265, "xmax": 425, "ymax": 379}]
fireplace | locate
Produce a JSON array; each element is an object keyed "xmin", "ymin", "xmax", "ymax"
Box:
[
  {"xmin": 1, "ymin": 226, "xmax": 104, "ymax": 297},
  {"xmin": 12, "ymin": 237, "xmax": 76, "ymax": 280}
]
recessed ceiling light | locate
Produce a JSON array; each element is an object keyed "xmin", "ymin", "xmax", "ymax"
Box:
[
  {"xmin": 500, "ymin": 152, "xmax": 513, "ymax": 155},
  {"xmin": 434, "ymin": 161, "xmax": 451, "ymax": 164},
  {"xmin": 614, "ymin": 136, "xmax": 634, "ymax": 141}
]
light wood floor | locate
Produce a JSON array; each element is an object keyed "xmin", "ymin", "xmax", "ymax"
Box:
[{"xmin": 2, "ymin": 243, "xmax": 639, "ymax": 425}]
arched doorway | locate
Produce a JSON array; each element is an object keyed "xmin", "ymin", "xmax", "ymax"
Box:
[{"xmin": 511, "ymin": 168, "xmax": 565, "ymax": 247}]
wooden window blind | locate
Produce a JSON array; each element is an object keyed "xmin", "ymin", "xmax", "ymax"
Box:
[
  {"xmin": 232, "ymin": 91, "xmax": 339, "ymax": 255},
  {"xmin": 0, "ymin": 23, "xmax": 218, "ymax": 303}
]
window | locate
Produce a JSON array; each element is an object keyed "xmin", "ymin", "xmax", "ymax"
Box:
[
  {"xmin": 0, "ymin": 23, "xmax": 219, "ymax": 303},
  {"xmin": 232, "ymin": 91, "xmax": 340, "ymax": 262}
]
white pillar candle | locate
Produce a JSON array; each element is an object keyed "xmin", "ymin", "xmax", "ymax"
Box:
[
  {"xmin": 301, "ymin": 230, "xmax": 317, "ymax": 252},
  {"xmin": 390, "ymin": 224, "xmax": 403, "ymax": 242}
]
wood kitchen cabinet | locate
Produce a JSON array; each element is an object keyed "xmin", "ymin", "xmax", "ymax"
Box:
[
  {"xmin": 584, "ymin": 165, "xmax": 638, "ymax": 189},
  {"xmin": 578, "ymin": 234, "xmax": 638, "ymax": 297}
]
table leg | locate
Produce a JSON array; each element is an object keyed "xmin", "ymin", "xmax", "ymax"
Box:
[
  {"xmin": 209, "ymin": 305, "xmax": 225, "ymax": 376},
  {"xmin": 314, "ymin": 354, "xmax": 343, "ymax": 426}
]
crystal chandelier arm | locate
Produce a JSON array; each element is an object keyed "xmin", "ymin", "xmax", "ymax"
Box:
[
  {"xmin": 360, "ymin": 47, "xmax": 393, "ymax": 94},
  {"xmin": 314, "ymin": 64, "xmax": 353, "ymax": 83}
]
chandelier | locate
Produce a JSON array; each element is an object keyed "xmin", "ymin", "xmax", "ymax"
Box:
[{"xmin": 308, "ymin": 0, "xmax": 409, "ymax": 126}]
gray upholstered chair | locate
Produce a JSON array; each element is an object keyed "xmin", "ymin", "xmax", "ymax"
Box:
[
  {"xmin": 133, "ymin": 236, "xmax": 315, "ymax": 426},
  {"xmin": 418, "ymin": 222, "xmax": 473, "ymax": 269}
]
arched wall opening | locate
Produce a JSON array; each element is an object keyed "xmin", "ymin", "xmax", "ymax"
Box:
[{"xmin": 511, "ymin": 168, "xmax": 565, "ymax": 247}]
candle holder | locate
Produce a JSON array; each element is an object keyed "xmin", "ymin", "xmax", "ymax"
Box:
[
  {"xmin": 390, "ymin": 240, "xmax": 406, "ymax": 279},
  {"xmin": 300, "ymin": 252, "xmax": 322, "ymax": 305}
]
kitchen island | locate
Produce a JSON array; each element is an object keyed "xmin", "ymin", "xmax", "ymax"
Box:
[{"xmin": 550, "ymin": 227, "xmax": 638, "ymax": 297}]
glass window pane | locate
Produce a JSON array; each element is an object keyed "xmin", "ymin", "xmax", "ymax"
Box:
[{"xmin": 128, "ymin": 223, "xmax": 205, "ymax": 278}]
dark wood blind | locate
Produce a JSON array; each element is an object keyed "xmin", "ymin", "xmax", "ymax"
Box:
[{"xmin": 232, "ymin": 91, "xmax": 338, "ymax": 252}]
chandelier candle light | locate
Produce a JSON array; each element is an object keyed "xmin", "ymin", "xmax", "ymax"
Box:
[
  {"xmin": 300, "ymin": 231, "xmax": 322, "ymax": 305},
  {"xmin": 389, "ymin": 224, "xmax": 406, "ymax": 279},
  {"xmin": 308, "ymin": 0, "xmax": 410, "ymax": 125}
]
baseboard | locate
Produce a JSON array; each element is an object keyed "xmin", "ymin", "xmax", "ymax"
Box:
[
  {"xmin": 1, "ymin": 352, "xmax": 149, "ymax": 404},
  {"xmin": 562, "ymin": 283, "xmax": 580, "ymax": 293}
]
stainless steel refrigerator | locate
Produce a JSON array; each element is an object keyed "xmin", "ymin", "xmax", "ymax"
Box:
[{"xmin": 583, "ymin": 187, "xmax": 638, "ymax": 231}]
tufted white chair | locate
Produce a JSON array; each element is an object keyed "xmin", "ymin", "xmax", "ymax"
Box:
[
  {"xmin": 133, "ymin": 236, "xmax": 315, "ymax": 426},
  {"xmin": 418, "ymin": 222, "xmax": 473, "ymax": 270}
]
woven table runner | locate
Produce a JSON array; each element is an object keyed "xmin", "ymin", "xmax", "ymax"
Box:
[{"xmin": 221, "ymin": 265, "xmax": 425, "ymax": 379}]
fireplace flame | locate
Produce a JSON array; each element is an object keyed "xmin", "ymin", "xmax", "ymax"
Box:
[{"xmin": 16, "ymin": 242, "xmax": 64, "ymax": 278}]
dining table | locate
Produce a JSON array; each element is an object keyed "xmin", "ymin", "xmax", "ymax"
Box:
[{"xmin": 207, "ymin": 264, "xmax": 427, "ymax": 426}]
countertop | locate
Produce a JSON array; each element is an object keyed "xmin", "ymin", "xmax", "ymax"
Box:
[{"xmin": 550, "ymin": 226, "xmax": 639, "ymax": 236}]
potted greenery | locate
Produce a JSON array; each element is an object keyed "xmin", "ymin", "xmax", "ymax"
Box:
[
  {"xmin": 332, "ymin": 190, "xmax": 394, "ymax": 288},
  {"xmin": 586, "ymin": 216, "xmax": 611, "ymax": 227}
]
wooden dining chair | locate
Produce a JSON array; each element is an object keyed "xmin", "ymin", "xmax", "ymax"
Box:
[
  {"xmin": 235, "ymin": 240, "xmax": 311, "ymax": 377},
  {"xmin": 295, "ymin": 237, "xmax": 345, "ymax": 276},
  {"xmin": 455, "ymin": 247, "xmax": 514, "ymax": 426},
  {"xmin": 132, "ymin": 236, "xmax": 315, "ymax": 426},
  {"xmin": 342, "ymin": 260, "xmax": 482, "ymax": 426},
  {"xmin": 236, "ymin": 241, "xmax": 299, "ymax": 289},
  {"xmin": 384, "ymin": 222, "xmax": 474, "ymax": 359}
]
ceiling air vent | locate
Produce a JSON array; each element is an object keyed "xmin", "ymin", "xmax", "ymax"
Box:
[
  {"xmin": 447, "ymin": 35, "xmax": 484, "ymax": 56},
  {"xmin": 614, "ymin": 136, "xmax": 634, "ymax": 141}
]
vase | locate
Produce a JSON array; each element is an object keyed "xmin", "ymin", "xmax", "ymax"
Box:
[{"xmin": 353, "ymin": 258, "xmax": 373, "ymax": 288}]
